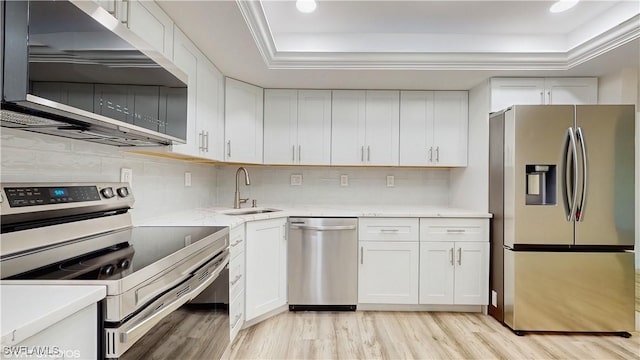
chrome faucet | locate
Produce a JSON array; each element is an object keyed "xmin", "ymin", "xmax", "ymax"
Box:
[{"xmin": 234, "ymin": 167, "xmax": 251, "ymax": 209}]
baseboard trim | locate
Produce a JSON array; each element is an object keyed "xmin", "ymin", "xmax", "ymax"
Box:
[
  {"xmin": 242, "ymin": 305, "xmax": 288, "ymax": 329},
  {"xmin": 357, "ymin": 304, "xmax": 484, "ymax": 312}
]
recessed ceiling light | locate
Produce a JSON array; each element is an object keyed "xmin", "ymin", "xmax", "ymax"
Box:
[
  {"xmin": 296, "ymin": 0, "xmax": 317, "ymax": 13},
  {"xmin": 549, "ymin": 0, "xmax": 579, "ymax": 13}
]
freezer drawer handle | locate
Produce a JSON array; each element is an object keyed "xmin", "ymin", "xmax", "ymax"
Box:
[{"xmin": 290, "ymin": 225, "xmax": 357, "ymax": 231}]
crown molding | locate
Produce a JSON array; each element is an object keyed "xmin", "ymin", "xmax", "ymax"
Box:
[{"xmin": 236, "ymin": 1, "xmax": 639, "ymax": 71}]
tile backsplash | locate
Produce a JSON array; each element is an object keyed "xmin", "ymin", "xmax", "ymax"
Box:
[
  {"xmin": 214, "ymin": 165, "xmax": 450, "ymax": 207},
  {"xmin": 0, "ymin": 128, "xmax": 216, "ymax": 223}
]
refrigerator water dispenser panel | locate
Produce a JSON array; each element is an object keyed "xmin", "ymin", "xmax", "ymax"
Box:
[{"xmin": 525, "ymin": 165, "xmax": 556, "ymax": 205}]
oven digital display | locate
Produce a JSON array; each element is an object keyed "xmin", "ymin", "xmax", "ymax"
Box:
[
  {"xmin": 4, "ymin": 186, "xmax": 101, "ymax": 207},
  {"xmin": 51, "ymin": 188, "xmax": 68, "ymax": 197}
]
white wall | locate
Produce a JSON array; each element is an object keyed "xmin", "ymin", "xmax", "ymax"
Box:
[
  {"xmin": 0, "ymin": 128, "xmax": 217, "ymax": 223},
  {"xmin": 214, "ymin": 165, "xmax": 450, "ymax": 208},
  {"xmin": 598, "ymin": 66, "xmax": 640, "ymax": 269},
  {"xmin": 449, "ymin": 80, "xmax": 490, "ymax": 212}
]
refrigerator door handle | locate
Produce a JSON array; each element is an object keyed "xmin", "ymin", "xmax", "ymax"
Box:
[
  {"xmin": 568, "ymin": 128, "xmax": 579, "ymax": 222},
  {"xmin": 576, "ymin": 127, "xmax": 587, "ymax": 221},
  {"xmin": 561, "ymin": 128, "xmax": 572, "ymax": 221},
  {"xmin": 562, "ymin": 127, "xmax": 578, "ymax": 222}
]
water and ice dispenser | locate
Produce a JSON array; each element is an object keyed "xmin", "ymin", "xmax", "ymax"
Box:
[{"xmin": 526, "ymin": 165, "xmax": 556, "ymax": 205}]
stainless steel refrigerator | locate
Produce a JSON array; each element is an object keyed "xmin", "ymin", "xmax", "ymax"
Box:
[{"xmin": 489, "ymin": 105, "xmax": 635, "ymax": 335}]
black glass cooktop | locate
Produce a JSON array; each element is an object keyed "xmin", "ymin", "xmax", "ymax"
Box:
[{"xmin": 10, "ymin": 226, "xmax": 227, "ymax": 280}]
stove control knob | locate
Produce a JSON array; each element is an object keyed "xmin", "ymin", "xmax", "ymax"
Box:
[
  {"xmin": 118, "ymin": 259, "xmax": 131, "ymax": 269},
  {"xmin": 102, "ymin": 264, "xmax": 116, "ymax": 276},
  {"xmin": 100, "ymin": 187, "xmax": 115, "ymax": 199},
  {"xmin": 116, "ymin": 187, "xmax": 129, "ymax": 198}
]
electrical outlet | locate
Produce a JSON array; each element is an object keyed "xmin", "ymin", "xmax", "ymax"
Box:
[
  {"xmin": 340, "ymin": 175, "xmax": 349, "ymax": 187},
  {"xmin": 290, "ymin": 174, "xmax": 303, "ymax": 186},
  {"xmin": 120, "ymin": 168, "xmax": 132, "ymax": 186},
  {"xmin": 491, "ymin": 290, "xmax": 498, "ymax": 307},
  {"xmin": 184, "ymin": 172, "xmax": 192, "ymax": 187},
  {"xmin": 386, "ymin": 175, "xmax": 395, "ymax": 187}
]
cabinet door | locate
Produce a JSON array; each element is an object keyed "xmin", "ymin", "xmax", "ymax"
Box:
[
  {"xmin": 358, "ymin": 241, "xmax": 419, "ymax": 304},
  {"xmin": 419, "ymin": 241, "xmax": 454, "ymax": 304},
  {"xmin": 490, "ymin": 78, "xmax": 545, "ymax": 113},
  {"xmin": 399, "ymin": 91, "xmax": 434, "ymax": 166},
  {"xmin": 331, "ymin": 90, "xmax": 366, "ymax": 165},
  {"xmin": 225, "ymin": 78, "xmax": 264, "ymax": 164},
  {"xmin": 544, "ymin": 78, "xmax": 598, "ymax": 105},
  {"xmin": 297, "ymin": 90, "xmax": 332, "ymax": 165},
  {"xmin": 170, "ymin": 27, "xmax": 199, "ymax": 156},
  {"xmin": 196, "ymin": 58, "xmax": 225, "ymax": 160},
  {"xmin": 263, "ymin": 89, "xmax": 298, "ymax": 165},
  {"xmin": 245, "ymin": 218, "xmax": 287, "ymax": 321},
  {"xmin": 365, "ymin": 91, "xmax": 400, "ymax": 166},
  {"xmin": 454, "ymin": 242, "xmax": 489, "ymax": 305},
  {"xmin": 433, "ymin": 91, "xmax": 468, "ymax": 167},
  {"xmin": 127, "ymin": 0, "xmax": 174, "ymax": 59}
]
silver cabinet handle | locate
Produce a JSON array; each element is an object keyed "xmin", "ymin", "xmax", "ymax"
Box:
[
  {"xmin": 361, "ymin": 146, "xmax": 364, "ymax": 162},
  {"xmin": 227, "ymin": 140, "xmax": 231, "ymax": 157},
  {"xmin": 204, "ymin": 132, "xmax": 209, "ymax": 152},
  {"xmin": 576, "ymin": 127, "xmax": 587, "ymax": 222},
  {"xmin": 367, "ymin": 146, "xmax": 371, "ymax": 162},
  {"xmin": 230, "ymin": 239, "xmax": 243, "ymax": 247},
  {"xmin": 457, "ymin": 248, "xmax": 462, "ymax": 265},
  {"xmin": 380, "ymin": 228, "xmax": 400, "ymax": 233},
  {"xmin": 120, "ymin": 0, "xmax": 130, "ymax": 25},
  {"xmin": 298, "ymin": 145, "xmax": 301, "ymax": 162},
  {"xmin": 230, "ymin": 274, "xmax": 242, "ymax": 286},
  {"xmin": 360, "ymin": 246, "xmax": 364, "ymax": 265},
  {"xmin": 540, "ymin": 91, "xmax": 544, "ymax": 104},
  {"xmin": 449, "ymin": 248, "xmax": 454, "ymax": 266},
  {"xmin": 435, "ymin": 146, "xmax": 440, "ymax": 162},
  {"xmin": 292, "ymin": 145, "xmax": 296, "ymax": 162},
  {"xmin": 198, "ymin": 131, "xmax": 204, "ymax": 151},
  {"xmin": 429, "ymin": 147, "xmax": 433, "ymax": 162},
  {"xmin": 446, "ymin": 229, "xmax": 466, "ymax": 233},
  {"xmin": 233, "ymin": 313, "xmax": 242, "ymax": 325},
  {"xmin": 547, "ymin": 90, "xmax": 552, "ymax": 104}
]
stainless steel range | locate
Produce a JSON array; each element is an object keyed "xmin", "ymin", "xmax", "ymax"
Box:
[{"xmin": 0, "ymin": 182, "xmax": 230, "ymax": 358}]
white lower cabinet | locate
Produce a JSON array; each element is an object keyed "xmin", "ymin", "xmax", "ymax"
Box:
[
  {"xmin": 419, "ymin": 241, "xmax": 489, "ymax": 305},
  {"xmin": 419, "ymin": 218, "xmax": 490, "ymax": 306},
  {"xmin": 228, "ymin": 224, "xmax": 245, "ymax": 343},
  {"xmin": 358, "ymin": 242, "xmax": 419, "ymax": 304},
  {"xmin": 245, "ymin": 218, "xmax": 287, "ymax": 321}
]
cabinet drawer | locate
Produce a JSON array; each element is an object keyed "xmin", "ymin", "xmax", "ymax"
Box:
[
  {"xmin": 420, "ymin": 218, "xmax": 488, "ymax": 242},
  {"xmin": 230, "ymin": 290, "xmax": 244, "ymax": 341},
  {"xmin": 229, "ymin": 254, "xmax": 245, "ymax": 301},
  {"xmin": 229, "ymin": 225, "xmax": 246, "ymax": 260},
  {"xmin": 358, "ymin": 218, "xmax": 419, "ymax": 241}
]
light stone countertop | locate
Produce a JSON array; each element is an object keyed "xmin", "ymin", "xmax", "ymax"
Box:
[
  {"xmin": 139, "ymin": 205, "xmax": 491, "ymax": 227},
  {"xmin": 0, "ymin": 285, "xmax": 106, "ymax": 346}
]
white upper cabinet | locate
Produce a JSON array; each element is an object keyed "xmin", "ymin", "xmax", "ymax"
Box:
[
  {"xmin": 400, "ymin": 91, "xmax": 468, "ymax": 167},
  {"xmin": 196, "ymin": 58, "xmax": 225, "ymax": 160},
  {"xmin": 170, "ymin": 27, "xmax": 199, "ymax": 157},
  {"xmin": 490, "ymin": 77, "xmax": 598, "ymax": 112},
  {"xmin": 95, "ymin": 0, "xmax": 174, "ymax": 60},
  {"xmin": 264, "ymin": 90, "xmax": 332, "ymax": 165},
  {"xmin": 332, "ymin": 90, "xmax": 399, "ymax": 166},
  {"xmin": 127, "ymin": 0, "xmax": 174, "ymax": 59},
  {"xmin": 225, "ymin": 78, "xmax": 264, "ymax": 164}
]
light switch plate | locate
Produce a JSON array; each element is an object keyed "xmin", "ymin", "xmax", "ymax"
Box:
[
  {"xmin": 120, "ymin": 167, "xmax": 132, "ymax": 186},
  {"xmin": 386, "ymin": 175, "xmax": 395, "ymax": 187},
  {"xmin": 290, "ymin": 174, "xmax": 302, "ymax": 186},
  {"xmin": 340, "ymin": 175, "xmax": 349, "ymax": 187},
  {"xmin": 184, "ymin": 172, "xmax": 192, "ymax": 187}
]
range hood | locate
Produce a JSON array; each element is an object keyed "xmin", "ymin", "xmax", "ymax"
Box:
[{"xmin": 1, "ymin": 0, "xmax": 188, "ymax": 147}]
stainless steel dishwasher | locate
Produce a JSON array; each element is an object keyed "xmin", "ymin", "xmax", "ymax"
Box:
[{"xmin": 288, "ymin": 217, "xmax": 358, "ymax": 311}]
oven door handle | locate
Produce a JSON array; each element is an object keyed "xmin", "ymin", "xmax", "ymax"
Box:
[{"xmin": 120, "ymin": 252, "xmax": 229, "ymax": 345}]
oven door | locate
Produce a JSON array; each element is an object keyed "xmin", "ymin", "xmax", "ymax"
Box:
[{"xmin": 105, "ymin": 250, "xmax": 229, "ymax": 358}]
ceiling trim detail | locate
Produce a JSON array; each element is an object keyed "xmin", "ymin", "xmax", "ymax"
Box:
[{"xmin": 236, "ymin": 1, "xmax": 639, "ymax": 71}]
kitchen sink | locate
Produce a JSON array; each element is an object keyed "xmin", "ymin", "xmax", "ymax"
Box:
[{"xmin": 221, "ymin": 208, "xmax": 282, "ymax": 216}]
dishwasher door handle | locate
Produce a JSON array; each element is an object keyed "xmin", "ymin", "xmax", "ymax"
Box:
[{"xmin": 290, "ymin": 225, "xmax": 357, "ymax": 231}]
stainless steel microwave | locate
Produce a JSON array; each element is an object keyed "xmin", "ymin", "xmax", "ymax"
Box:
[{"xmin": 1, "ymin": 0, "xmax": 188, "ymax": 146}]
